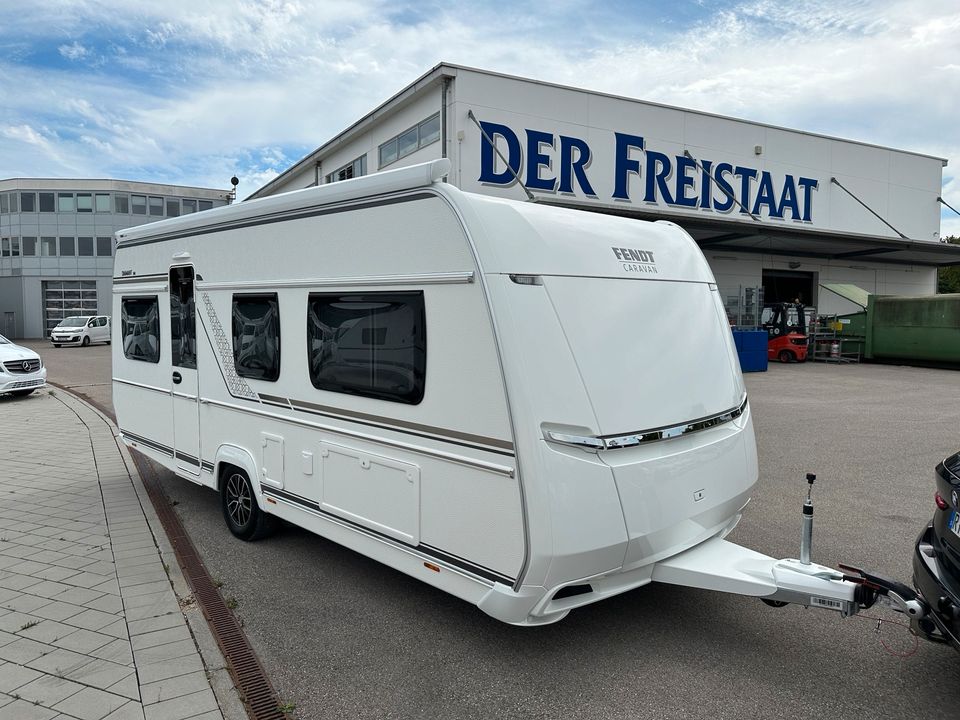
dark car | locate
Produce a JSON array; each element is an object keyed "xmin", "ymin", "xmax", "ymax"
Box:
[{"xmin": 913, "ymin": 451, "xmax": 960, "ymax": 650}]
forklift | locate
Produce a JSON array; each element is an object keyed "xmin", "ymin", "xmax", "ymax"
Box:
[{"xmin": 762, "ymin": 302, "xmax": 809, "ymax": 363}]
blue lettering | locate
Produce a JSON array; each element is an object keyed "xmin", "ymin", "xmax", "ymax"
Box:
[
  {"xmin": 674, "ymin": 155, "xmax": 698, "ymax": 208},
  {"xmin": 752, "ymin": 171, "xmax": 782, "ymax": 218},
  {"xmin": 713, "ymin": 163, "xmax": 735, "ymax": 212},
  {"xmin": 734, "ymin": 167, "xmax": 757, "ymax": 214},
  {"xmin": 478, "ymin": 122, "xmax": 523, "ymax": 185},
  {"xmin": 525, "ymin": 129, "xmax": 556, "ymax": 191},
  {"xmin": 559, "ymin": 135, "xmax": 596, "ymax": 196},
  {"xmin": 699, "ymin": 159, "xmax": 714, "ymax": 209},
  {"xmin": 644, "ymin": 151, "xmax": 675, "ymax": 204},
  {"xmin": 613, "ymin": 133, "xmax": 645, "ymax": 200},
  {"xmin": 798, "ymin": 177, "xmax": 818, "ymax": 222},
  {"xmin": 779, "ymin": 176, "xmax": 800, "ymax": 220}
]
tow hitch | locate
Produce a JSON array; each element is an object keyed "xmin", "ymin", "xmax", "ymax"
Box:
[{"xmin": 652, "ymin": 472, "xmax": 927, "ymax": 623}]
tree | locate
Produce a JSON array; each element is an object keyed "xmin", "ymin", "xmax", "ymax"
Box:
[{"xmin": 938, "ymin": 236, "xmax": 960, "ymax": 294}]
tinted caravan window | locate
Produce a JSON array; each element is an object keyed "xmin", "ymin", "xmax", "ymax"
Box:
[
  {"xmin": 307, "ymin": 292, "xmax": 425, "ymax": 404},
  {"xmin": 232, "ymin": 294, "xmax": 280, "ymax": 381},
  {"xmin": 121, "ymin": 297, "xmax": 160, "ymax": 363}
]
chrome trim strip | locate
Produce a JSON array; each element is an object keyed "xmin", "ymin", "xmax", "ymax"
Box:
[
  {"xmin": 113, "ymin": 377, "xmax": 172, "ymax": 396},
  {"xmin": 172, "ymin": 391, "xmax": 197, "ymax": 401},
  {"xmin": 196, "ymin": 271, "xmax": 474, "ymax": 291},
  {"xmin": 546, "ymin": 396, "xmax": 749, "ymax": 451},
  {"xmin": 202, "ymin": 396, "xmax": 516, "ymax": 477},
  {"xmin": 112, "ymin": 284, "xmax": 167, "ymax": 294},
  {"xmin": 112, "ymin": 273, "xmax": 168, "ymax": 284},
  {"xmin": 289, "ymin": 398, "xmax": 513, "ymax": 453}
]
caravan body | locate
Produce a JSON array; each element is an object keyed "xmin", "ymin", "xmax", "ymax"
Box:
[{"xmin": 113, "ymin": 160, "xmax": 852, "ymax": 625}]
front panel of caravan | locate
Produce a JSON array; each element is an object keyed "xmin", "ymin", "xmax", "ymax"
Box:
[{"xmin": 467, "ymin": 196, "xmax": 756, "ymax": 593}]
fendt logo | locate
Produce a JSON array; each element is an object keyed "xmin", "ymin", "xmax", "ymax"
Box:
[{"xmin": 612, "ymin": 246, "xmax": 657, "ymax": 274}]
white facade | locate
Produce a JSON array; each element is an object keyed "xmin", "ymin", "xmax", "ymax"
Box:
[{"xmin": 254, "ymin": 64, "xmax": 957, "ymax": 316}]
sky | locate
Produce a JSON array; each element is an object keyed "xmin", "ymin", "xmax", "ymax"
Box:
[{"xmin": 1, "ymin": 0, "xmax": 959, "ymax": 236}]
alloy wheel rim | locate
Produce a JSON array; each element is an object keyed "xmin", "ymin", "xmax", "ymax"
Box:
[{"xmin": 226, "ymin": 473, "xmax": 252, "ymax": 527}]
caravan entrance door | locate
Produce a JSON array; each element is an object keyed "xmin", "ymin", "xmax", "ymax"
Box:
[{"xmin": 169, "ymin": 266, "xmax": 201, "ymax": 476}]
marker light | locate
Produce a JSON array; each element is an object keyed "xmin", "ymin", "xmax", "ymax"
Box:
[{"xmin": 935, "ymin": 492, "xmax": 949, "ymax": 510}]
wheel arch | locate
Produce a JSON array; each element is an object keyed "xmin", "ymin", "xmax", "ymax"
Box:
[{"xmin": 213, "ymin": 444, "xmax": 262, "ymax": 499}]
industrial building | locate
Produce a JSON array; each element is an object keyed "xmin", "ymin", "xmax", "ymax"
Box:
[
  {"xmin": 251, "ymin": 63, "xmax": 960, "ymax": 320},
  {"xmin": 0, "ymin": 179, "xmax": 231, "ymax": 338}
]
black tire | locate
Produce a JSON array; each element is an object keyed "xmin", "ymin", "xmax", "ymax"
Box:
[
  {"xmin": 11, "ymin": 389, "xmax": 35, "ymax": 397},
  {"xmin": 53, "ymin": 344, "xmax": 61, "ymax": 348},
  {"xmin": 82, "ymin": 336, "xmax": 90, "ymax": 347},
  {"xmin": 779, "ymin": 350, "xmax": 794, "ymax": 363},
  {"xmin": 221, "ymin": 467, "xmax": 276, "ymax": 541}
]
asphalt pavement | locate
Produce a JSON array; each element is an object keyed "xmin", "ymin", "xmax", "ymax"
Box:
[{"xmin": 21, "ymin": 340, "xmax": 960, "ymax": 719}]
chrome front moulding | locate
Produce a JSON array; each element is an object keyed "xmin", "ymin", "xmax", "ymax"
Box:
[{"xmin": 544, "ymin": 395, "xmax": 748, "ymax": 451}]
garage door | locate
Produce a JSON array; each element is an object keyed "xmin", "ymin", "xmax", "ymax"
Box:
[{"xmin": 43, "ymin": 280, "xmax": 99, "ymax": 336}]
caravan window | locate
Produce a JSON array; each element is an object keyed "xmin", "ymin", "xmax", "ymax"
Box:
[
  {"xmin": 232, "ymin": 294, "xmax": 280, "ymax": 381},
  {"xmin": 307, "ymin": 292, "xmax": 426, "ymax": 404},
  {"xmin": 121, "ymin": 297, "xmax": 160, "ymax": 363}
]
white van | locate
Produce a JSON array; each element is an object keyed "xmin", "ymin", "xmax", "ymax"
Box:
[
  {"xmin": 51, "ymin": 315, "xmax": 112, "ymax": 347},
  {"xmin": 112, "ymin": 160, "xmax": 865, "ymax": 625}
]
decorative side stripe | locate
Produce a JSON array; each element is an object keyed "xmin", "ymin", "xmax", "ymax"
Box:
[
  {"xmin": 121, "ymin": 430, "xmax": 174, "ymax": 458},
  {"xmin": 289, "ymin": 397, "xmax": 514, "ymax": 455},
  {"xmin": 263, "ymin": 486, "xmax": 515, "ymax": 586},
  {"xmin": 201, "ymin": 291, "xmax": 258, "ymax": 401}
]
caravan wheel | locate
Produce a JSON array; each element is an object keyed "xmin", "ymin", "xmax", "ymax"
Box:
[{"xmin": 221, "ymin": 467, "xmax": 276, "ymax": 541}]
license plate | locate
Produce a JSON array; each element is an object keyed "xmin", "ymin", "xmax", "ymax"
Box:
[{"xmin": 950, "ymin": 511, "xmax": 960, "ymax": 539}]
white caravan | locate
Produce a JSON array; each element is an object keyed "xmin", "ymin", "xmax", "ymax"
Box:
[{"xmin": 112, "ymin": 159, "xmax": 871, "ymax": 625}]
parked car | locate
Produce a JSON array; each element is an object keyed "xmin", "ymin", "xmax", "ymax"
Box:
[
  {"xmin": 0, "ymin": 334, "xmax": 47, "ymax": 397},
  {"xmin": 50, "ymin": 315, "xmax": 112, "ymax": 347},
  {"xmin": 913, "ymin": 452, "xmax": 960, "ymax": 651}
]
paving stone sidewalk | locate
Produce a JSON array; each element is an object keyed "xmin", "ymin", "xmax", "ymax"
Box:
[{"xmin": 0, "ymin": 390, "xmax": 227, "ymax": 720}]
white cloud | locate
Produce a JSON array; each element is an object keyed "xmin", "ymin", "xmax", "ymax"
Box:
[{"xmin": 58, "ymin": 41, "xmax": 88, "ymax": 61}]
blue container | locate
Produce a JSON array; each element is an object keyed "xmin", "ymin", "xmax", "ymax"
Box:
[{"xmin": 731, "ymin": 329, "xmax": 768, "ymax": 372}]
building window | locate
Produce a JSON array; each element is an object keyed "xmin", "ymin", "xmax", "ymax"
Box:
[
  {"xmin": 58, "ymin": 193, "xmax": 74, "ymax": 212},
  {"xmin": 78, "ymin": 237, "xmax": 94, "ymax": 256},
  {"xmin": 95, "ymin": 194, "xmax": 111, "ymax": 212},
  {"xmin": 8, "ymin": 193, "xmax": 18, "ymax": 213},
  {"xmin": 20, "ymin": 193, "xmax": 36, "ymax": 212},
  {"xmin": 0, "ymin": 195, "xmax": 7, "ymax": 214},
  {"xmin": 166, "ymin": 199, "xmax": 180, "ymax": 217},
  {"xmin": 232, "ymin": 294, "xmax": 280, "ymax": 381},
  {"xmin": 96, "ymin": 237, "xmax": 112, "ymax": 256},
  {"xmin": 306, "ymin": 291, "xmax": 426, "ymax": 404},
  {"xmin": 182, "ymin": 199, "xmax": 196, "ymax": 214},
  {"xmin": 121, "ymin": 297, "xmax": 160, "ymax": 363},
  {"xmin": 11, "ymin": 237, "xmax": 20, "ymax": 256},
  {"xmin": 198, "ymin": 200, "xmax": 213, "ymax": 211},
  {"xmin": 325, "ymin": 155, "xmax": 367, "ymax": 184},
  {"xmin": 76, "ymin": 193, "xmax": 93, "ymax": 212},
  {"xmin": 1, "ymin": 238, "xmax": 8, "ymax": 257},
  {"xmin": 22, "ymin": 237, "xmax": 36, "ymax": 256},
  {"xmin": 149, "ymin": 196, "xmax": 163, "ymax": 216},
  {"xmin": 59, "ymin": 237, "xmax": 75, "ymax": 256},
  {"xmin": 378, "ymin": 113, "xmax": 442, "ymax": 169},
  {"xmin": 39, "ymin": 192, "xmax": 55, "ymax": 212},
  {"xmin": 41, "ymin": 237, "xmax": 57, "ymax": 256},
  {"xmin": 115, "ymin": 194, "xmax": 129, "ymax": 213},
  {"xmin": 131, "ymin": 195, "xmax": 147, "ymax": 215}
]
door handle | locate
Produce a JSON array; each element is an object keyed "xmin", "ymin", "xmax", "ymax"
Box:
[{"xmin": 172, "ymin": 372, "xmax": 182, "ymax": 384}]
